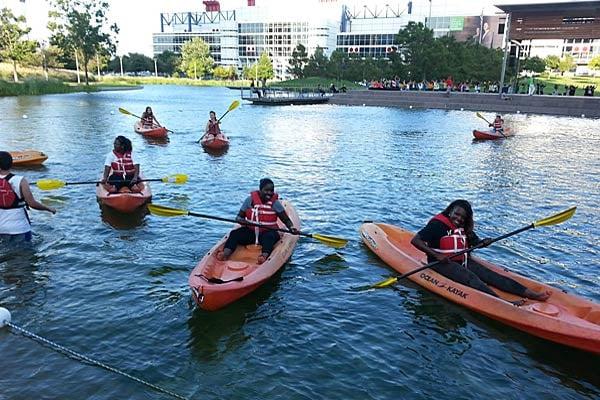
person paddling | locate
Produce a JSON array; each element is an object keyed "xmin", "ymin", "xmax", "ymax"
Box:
[
  {"xmin": 201, "ymin": 111, "xmax": 223, "ymax": 142},
  {"xmin": 216, "ymin": 178, "xmax": 299, "ymax": 264},
  {"xmin": 410, "ymin": 199, "xmax": 551, "ymax": 305},
  {"xmin": 0, "ymin": 151, "xmax": 56, "ymax": 243},
  {"xmin": 489, "ymin": 114, "xmax": 504, "ymax": 133},
  {"xmin": 101, "ymin": 136, "xmax": 141, "ymax": 194},
  {"xmin": 140, "ymin": 106, "xmax": 161, "ymax": 128}
]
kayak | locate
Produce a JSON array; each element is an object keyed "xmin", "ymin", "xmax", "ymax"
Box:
[
  {"xmin": 359, "ymin": 222, "xmax": 600, "ymax": 354},
  {"xmin": 9, "ymin": 150, "xmax": 48, "ymax": 166},
  {"xmin": 200, "ymin": 134, "xmax": 230, "ymax": 151},
  {"xmin": 96, "ymin": 179, "xmax": 152, "ymax": 213},
  {"xmin": 473, "ymin": 128, "xmax": 513, "ymax": 140},
  {"xmin": 134, "ymin": 121, "xmax": 168, "ymax": 138},
  {"xmin": 189, "ymin": 200, "xmax": 300, "ymax": 311}
]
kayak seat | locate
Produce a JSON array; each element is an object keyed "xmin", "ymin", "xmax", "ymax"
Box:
[
  {"xmin": 530, "ymin": 303, "xmax": 560, "ymax": 316},
  {"xmin": 583, "ymin": 310, "xmax": 600, "ymax": 324}
]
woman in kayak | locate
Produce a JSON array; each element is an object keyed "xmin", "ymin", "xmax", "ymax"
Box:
[
  {"xmin": 216, "ymin": 178, "xmax": 299, "ymax": 264},
  {"xmin": 411, "ymin": 199, "xmax": 551, "ymax": 304},
  {"xmin": 0, "ymin": 151, "xmax": 56, "ymax": 243},
  {"xmin": 489, "ymin": 114, "xmax": 504, "ymax": 133},
  {"xmin": 101, "ymin": 136, "xmax": 141, "ymax": 193},
  {"xmin": 140, "ymin": 106, "xmax": 161, "ymax": 128},
  {"xmin": 202, "ymin": 111, "xmax": 222, "ymax": 141}
]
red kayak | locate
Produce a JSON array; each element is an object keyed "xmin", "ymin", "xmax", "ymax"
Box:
[
  {"xmin": 134, "ymin": 121, "xmax": 168, "ymax": 138},
  {"xmin": 473, "ymin": 128, "xmax": 513, "ymax": 140},
  {"xmin": 96, "ymin": 180, "xmax": 152, "ymax": 213},
  {"xmin": 200, "ymin": 134, "xmax": 230, "ymax": 151}
]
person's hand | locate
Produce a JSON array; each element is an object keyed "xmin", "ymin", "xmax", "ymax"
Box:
[
  {"xmin": 48, "ymin": 206, "xmax": 57, "ymax": 214},
  {"xmin": 480, "ymin": 237, "xmax": 493, "ymax": 247},
  {"xmin": 433, "ymin": 251, "xmax": 447, "ymax": 263},
  {"xmin": 288, "ymin": 227, "xmax": 299, "ymax": 234}
]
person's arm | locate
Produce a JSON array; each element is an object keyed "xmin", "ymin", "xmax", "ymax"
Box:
[
  {"xmin": 19, "ymin": 179, "xmax": 56, "ymax": 214},
  {"xmin": 101, "ymin": 165, "xmax": 111, "ymax": 183},
  {"xmin": 235, "ymin": 197, "xmax": 252, "ymax": 224},
  {"xmin": 411, "ymin": 234, "xmax": 445, "ymax": 262},
  {"xmin": 276, "ymin": 210, "xmax": 298, "ymax": 234},
  {"xmin": 153, "ymin": 116, "xmax": 161, "ymax": 127},
  {"xmin": 131, "ymin": 164, "xmax": 140, "ymax": 182}
]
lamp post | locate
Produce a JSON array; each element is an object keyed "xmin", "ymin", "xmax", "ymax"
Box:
[
  {"xmin": 499, "ymin": 12, "xmax": 512, "ymax": 97},
  {"xmin": 154, "ymin": 58, "xmax": 158, "ymax": 77},
  {"xmin": 119, "ymin": 55, "xmax": 124, "ymax": 77}
]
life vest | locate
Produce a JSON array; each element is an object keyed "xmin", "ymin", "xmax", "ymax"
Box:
[
  {"xmin": 110, "ymin": 151, "xmax": 136, "ymax": 177},
  {"xmin": 0, "ymin": 174, "xmax": 24, "ymax": 209},
  {"xmin": 141, "ymin": 114, "xmax": 154, "ymax": 127},
  {"xmin": 493, "ymin": 119, "xmax": 503, "ymax": 129},
  {"xmin": 207, "ymin": 120, "xmax": 221, "ymax": 136},
  {"xmin": 244, "ymin": 191, "xmax": 279, "ymax": 237},
  {"xmin": 430, "ymin": 213, "xmax": 468, "ymax": 265}
]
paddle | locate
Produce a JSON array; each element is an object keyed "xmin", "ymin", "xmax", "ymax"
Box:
[
  {"xmin": 147, "ymin": 203, "xmax": 348, "ymax": 249},
  {"xmin": 34, "ymin": 174, "xmax": 188, "ymax": 190},
  {"xmin": 197, "ymin": 100, "xmax": 240, "ymax": 143},
  {"xmin": 118, "ymin": 107, "xmax": 174, "ymax": 133},
  {"xmin": 476, "ymin": 112, "xmax": 506, "ymax": 138},
  {"xmin": 366, "ymin": 206, "xmax": 577, "ymax": 289}
]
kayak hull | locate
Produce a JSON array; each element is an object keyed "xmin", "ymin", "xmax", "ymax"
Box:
[
  {"xmin": 96, "ymin": 180, "xmax": 152, "ymax": 213},
  {"xmin": 200, "ymin": 135, "xmax": 230, "ymax": 151},
  {"xmin": 473, "ymin": 127, "xmax": 513, "ymax": 140},
  {"xmin": 134, "ymin": 121, "xmax": 168, "ymax": 138},
  {"xmin": 9, "ymin": 150, "xmax": 48, "ymax": 166},
  {"xmin": 359, "ymin": 222, "xmax": 600, "ymax": 354},
  {"xmin": 189, "ymin": 200, "xmax": 300, "ymax": 311}
]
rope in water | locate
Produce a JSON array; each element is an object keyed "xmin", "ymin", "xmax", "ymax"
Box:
[{"xmin": 7, "ymin": 321, "xmax": 187, "ymax": 400}]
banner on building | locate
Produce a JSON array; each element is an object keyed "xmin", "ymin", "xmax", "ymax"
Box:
[{"xmin": 448, "ymin": 16, "xmax": 503, "ymax": 49}]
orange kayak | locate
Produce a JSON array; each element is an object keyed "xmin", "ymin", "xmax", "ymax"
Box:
[
  {"xmin": 200, "ymin": 134, "xmax": 230, "ymax": 151},
  {"xmin": 9, "ymin": 150, "xmax": 48, "ymax": 166},
  {"xmin": 360, "ymin": 222, "xmax": 600, "ymax": 354},
  {"xmin": 134, "ymin": 121, "xmax": 168, "ymax": 138},
  {"xmin": 96, "ymin": 180, "xmax": 152, "ymax": 213},
  {"xmin": 473, "ymin": 127, "xmax": 513, "ymax": 140},
  {"xmin": 189, "ymin": 200, "xmax": 300, "ymax": 311}
]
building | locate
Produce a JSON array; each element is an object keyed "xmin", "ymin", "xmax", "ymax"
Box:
[{"xmin": 151, "ymin": 0, "xmax": 514, "ymax": 79}]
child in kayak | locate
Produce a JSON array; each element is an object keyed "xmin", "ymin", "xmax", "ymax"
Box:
[
  {"xmin": 489, "ymin": 114, "xmax": 504, "ymax": 133},
  {"xmin": 201, "ymin": 111, "xmax": 223, "ymax": 142},
  {"xmin": 216, "ymin": 178, "xmax": 299, "ymax": 264},
  {"xmin": 410, "ymin": 199, "xmax": 551, "ymax": 305},
  {"xmin": 101, "ymin": 136, "xmax": 141, "ymax": 193},
  {"xmin": 140, "ymin": 106, "xmax": 161, "ymax": 128}
]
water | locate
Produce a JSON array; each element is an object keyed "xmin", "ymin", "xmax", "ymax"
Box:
[{"xmin": 0, "ymin": 86, "xmax": 598, "ymax": 399}]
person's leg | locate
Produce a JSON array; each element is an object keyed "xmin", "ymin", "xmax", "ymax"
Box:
[
  {"xmin": 106, "ymin": 174, "xmax": 125, "ymax": 193},
  {"xmin": 257, "ymin": 230, "xmax": 280, "ymax": 263},
  {"xmin": 218, "ymin": 227, "xmax": 255, "ymax": 260},
  {"xmin": 432, "ymin": 261, "xmax": 499, "ymax": 297}
]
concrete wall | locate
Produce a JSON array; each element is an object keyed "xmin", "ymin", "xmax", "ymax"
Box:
[{"xmin": 329, "ymin": 90, "xmax": 600, "ymax": 118}]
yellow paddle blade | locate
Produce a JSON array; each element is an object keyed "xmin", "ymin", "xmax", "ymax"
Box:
[
  {"xmin": 311, "ymin": 233, "xmax": 348, "ymax": 248},
  {"xmin": 371, "ymin": 277, "xmax": 398, "ymax": 288},
  {"xmin": 228, "ymin": 100, "xmax": 240, "ymax": 112},
  {"xmin": 534, "ymin": 206, "xmax": 576, "ymax": 228},
  {"xmin": 147, "ymin": 204, "xmax": 189, "ymax": 217},
  {"xmin": 118, "ymin": 107, "xmax": 133, "ymax": 116},
  {"xmin": 160, "ymin": 174, "xmax": 188, "ymax": 184},
  {"xmin": 36, "ymin": 179, "xmax": 66, "ymax": 190}
]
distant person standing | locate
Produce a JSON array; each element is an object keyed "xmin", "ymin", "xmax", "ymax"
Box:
[
  {"xmin": 481, "ymin": 21, "xmax": 493, "ymax": 48},
  {"xmin": 528, "ymin": 76, "xmax": 536, "ymax": 96},
  {"xmin": 445, "ymin": 76, "xmax": 453, "ymax": 95}
]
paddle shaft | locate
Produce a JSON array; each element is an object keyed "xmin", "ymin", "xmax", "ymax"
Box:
[
  {"xmin": 394, "ymin": 223, "xmax": 535, "ymax": 282},
  {"xmin": 61, "ymin": 178, "xmax": 168, "ymax": 186},
  {"xmin": 187, "ymin": 210, "xmax": 305, "ymax": 237}
]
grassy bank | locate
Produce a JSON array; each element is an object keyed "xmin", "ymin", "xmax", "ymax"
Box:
[
  {"xmin": 522, "ymin": 73, "xmax": 599, "ymax": 96},
  {"xmin": 99, "ymin": 75, "xmax": 251, "ymax": 87},
  {"xmin": 0, "ymin": 79, "xmax": 103, "ymax": 96},
  {"xmin": 277, "ymin": 76, "xmax": 362, "ymax": 89}
]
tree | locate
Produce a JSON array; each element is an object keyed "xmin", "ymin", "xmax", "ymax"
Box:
[
  {"xmin": 558, "ymin": 54, "xmax": 575, "ymax": 75},
  {"xmin": 588, "ymin": 55, "xmax": 600, "ymax": 71},
  {"xmin": 327, "ymin": 49, "xmax": 349, "ymax": 80},
  {"xmin": 127, "ymin": 52, "xmax": 153, "ymax": 73},
  {"xmin": 545, "ymin": 55, "xmax": 560, "ymax": 71},
  {"xmin": 256, "ymin": 52, "xmax": 273, "ymax": 80},
  {"xmin": 522, "ymin": 56, "xmax": 546, "ymax": 73},
  {"xmin": 213, "ymin": 65, "xmax": 237, "ymax": 80},
  {"xmin": 396, "ymin": 22, "xmax": 438, "ymax": 80},
  {"xmin": 180, "ymin": 37, "xmax": 214, "ymax": 79},
  {"xmin": 0, "ymin": 8, "xmax": 38, "ymax": 82},
  {"xmin": 48, "ymin": 0, "xmax": 118, "ymax": 85},
  {"xmin": 156, "ymin": 50, "xmax": 180, "ymax": 76},
  {"xmin": 304, "ymin": 46, "xmax": 329, "ymax": 77},
  {"xmin": 287, "ymin": 43, "xmax": 308, "ymax": 78}
]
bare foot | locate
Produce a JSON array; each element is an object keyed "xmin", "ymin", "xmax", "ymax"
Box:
[
  {"xmin": 510, "ymin": 298, "xmax": 526, "ymax": 306},
  {"xmin": 105, "ymin": 184, "xmax": 118, "ymax": 193},
  {"xmin": 527, "ymin": 289, "xmax": 552, "ymax": 302},
  {"xmin": 257, "ymin": 254, "xmax": 267, "ymax": 264},
  {"xmin": 119, "ymin": 186, "xmax": 131, "ymax": 193},
  {"xmin": 216, "ymin": 251, "xmax": 226, "ymax": 261}
]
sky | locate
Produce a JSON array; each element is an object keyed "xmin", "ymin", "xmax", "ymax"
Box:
[{"xmin": 2, "ymin": 0, "xmax": 589, "ymax": 57}]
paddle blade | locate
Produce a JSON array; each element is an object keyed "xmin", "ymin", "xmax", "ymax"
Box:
[
  {"xmin": 534, "ymin": 206, "xmax": 576, "ymax": 228},
  {"xmin": 371, "ymin": 276, "xmax": 398, "ymax": 288},
  {"xmin": 310, "ymin": 233, "xmax": 348, "ymax": 248},
  {"xmin": 160, "ymin": 174, "xmax": 188, "ymax": 184},
  {"xmin": 228, "ymin": 100, "xmax": 240, "ymax": 112},
  {"xmin": 147, "ymin": 204, "xmax": 189, "ymax": 217},
  {"xmin": 35, "ymin": 179, "xmax": 66, "ymax": 190},
  {"xmin": 118, "ymin": 107, "xmax": 133, "ymax": 116}
]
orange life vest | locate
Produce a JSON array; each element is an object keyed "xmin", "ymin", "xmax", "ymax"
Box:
[
  {"xmin": 110, "ymin": 151, "xmax": 136, "ymax": 177},
  {"xmin": 493, "ymin": 120, "xmax": 503, "ymax": 129},
  {"xmin": 431, "ymin": 213, "xmax": 468, "ymax": 265},
  {"xmin": 244, "ymin": 191, "xmax": 279, "ymax": 235}
]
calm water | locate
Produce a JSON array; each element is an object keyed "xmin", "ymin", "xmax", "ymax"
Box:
[{"xmin": 0, "ymin": 86, "xmax": 598, "ymax": 400}]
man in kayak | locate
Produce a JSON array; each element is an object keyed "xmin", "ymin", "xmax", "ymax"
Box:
[
  {"xmin": 101, "ymin": 136, "xmax": 141, "ymax": 193},
  {"xmin": 201, "ymin": 111, "xmax": 223, "ymax": 142},
  {"xmin": 0, "ymin": 151, "xmax": 56, "ymax": 243},
  {"xmin": 410, "ymin": 199, "xmax": 551, "ymax": 305},
  {"xmin": 216, "ymin": 178, "xmax": 299, "ymax": 264},
  {"xmin": 489, "ymin": 114, "xmax": 504, "ymax": 133},
  {"xmin": 140, "ymin": 106, "xmax": 161, "ymax": 128}
]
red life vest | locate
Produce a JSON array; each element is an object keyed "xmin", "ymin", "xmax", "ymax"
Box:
[
  {"xmin": 0, "ymin": 174, "xmax": 23, "ymax": 209},
  {"xmin": 431, "ymin": 213, "xmax": 468, "ymax": 265},
  {"xmin": 110, "ymin": 151, "xmax": 136, "ymax": 177},
  {"xmin": 244, "ymin": 191, "xmax": 279, "ymax": 234},
  {"xmin": 493, "ymin": 119, "xmax": 503, "ymax": 129},
  {"xmin": 141, "ymin": 114, "xmax": 154, "ymax": 127},
  {"xmin": 207, "ymin": 120, "xmax": 221, "ymax": 136}
]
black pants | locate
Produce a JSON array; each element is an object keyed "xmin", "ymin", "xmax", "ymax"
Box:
[
  {"xmin": 432, "ymin": 258, "xmax": 528, "ymax": 298},
  {"xmin": 107, "ymin": 174, "xmax": 136, "ymax": 190},
  {"xmin": 224, "ymin": 227, "xmax": 280, "ymax": 255}
]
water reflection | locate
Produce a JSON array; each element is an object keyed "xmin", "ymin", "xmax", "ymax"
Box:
[
  {"xmin": 0, "ymin": 246, "xmax": 48, "ymax": 309},
  {"xmin": 99, "ymin": 204, "xmax": 148, "ymax": 230}
]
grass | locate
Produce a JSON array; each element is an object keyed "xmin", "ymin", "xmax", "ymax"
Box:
[
  {"xmin": 526, "ymin": 73, "xmax": 599, "ymax": 96},
  {"xmin": 99, "ymin": 75, "xmax": 251, "ymax": 87},
  {"xmin": 0, "ymin": 79, "xmax": 104, "ymax": 96},
  {"xmin": 277, "ymin": 76, "xmax": 363, "ymax": 89}
]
